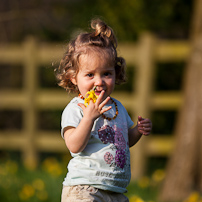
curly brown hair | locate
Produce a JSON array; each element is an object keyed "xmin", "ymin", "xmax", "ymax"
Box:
[{"xmin": 55, "ymin": 19, "xmax": 126, "ymax": 93}]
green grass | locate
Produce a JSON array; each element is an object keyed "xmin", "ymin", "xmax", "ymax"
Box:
[
  {"xmin": 2, "ymin": 156, "xmax": 201, "ymax": 202},
  {"xmin": 0, "ymin": 155, "xmax": 163, "ymax": 202},
  {"xmin": 0, "ymin": 157, "xmax": 64, "ymax": 202}
]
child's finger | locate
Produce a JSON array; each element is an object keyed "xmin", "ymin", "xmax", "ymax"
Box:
[
  {"xmin": 77, "ymin": 103, "xmax": 86, "ymax": 110},
  {"xmin": 138, "ymin": 123, "xmax": 152, "ymax": 128},
  {"xmin": 101, "ymin": 106, "xmax": 112, "ymax": 114},
  {"xmin": 99, "ymin": 96, "xmax": 111, "ymax": 109},
  {"xmin": 138, "ymin": 116, "xmax": 143, "ymax": 121},
  {"xmin": 143, "ymin": 132, "xmax": 150, "ymax": 136},
  {"xmin": 138, "ymin": 128, "xmax": 151, "ymax": 136},
  {"xmin": 96, "ymin": 90, "xmax": 105, "ymax": 104},
  {"xmin": 137, "ymin": 116, "xmax": 143, "ymax": 124},
  {"xmin": 139, "ymin": 118, "xmax": 150, "ymax": 124}
]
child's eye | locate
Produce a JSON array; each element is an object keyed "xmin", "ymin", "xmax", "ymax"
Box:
[
  {"xmin": 86, "ymin": 73, "xmax": 93, "ymax": 77},
  {"xmin": 104, "ymin": 72, "xmax": 111, "ymax": 76}
]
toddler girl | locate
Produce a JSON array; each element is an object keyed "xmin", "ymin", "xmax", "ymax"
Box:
[{"xmin": 55, "ymin": 19, "xmax": 152, "ymax": 202}]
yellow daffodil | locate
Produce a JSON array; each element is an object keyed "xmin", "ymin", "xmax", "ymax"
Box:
[
  {"xmin": 183, "ymin": 192, "xmax": 200, "ymax": 202},
  {"xmin": 152, "ymin": 169, "xmax": 165, "ymax": 182},
  {"xmin": 130, "ymin": 195, "xmax": 145, "ymax": 202},
  {"xmin": 19, "ymin": 184, "xmax": 35, "ymax": 200},
  {"xmin": 84, "ymin": 86, "xmax": 98, "ymax": 107},
  {"xmin": 138, "ymin": 176, "xmax": 150, "ymax": 188}
]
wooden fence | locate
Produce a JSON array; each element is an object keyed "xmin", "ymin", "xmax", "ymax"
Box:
[{"xmin": 0, "ymin": 33, "xmax": 190, "ymax": 179}]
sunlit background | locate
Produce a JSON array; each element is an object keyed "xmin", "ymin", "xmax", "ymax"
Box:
[{"xmin": 1, "ymin": 0, "xmax": 201, "ymax": 201}]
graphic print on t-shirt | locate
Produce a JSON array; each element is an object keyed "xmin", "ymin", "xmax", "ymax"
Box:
[{"xmin": 98, "ymin": 125, "xmax": 127, "ymax": 169}]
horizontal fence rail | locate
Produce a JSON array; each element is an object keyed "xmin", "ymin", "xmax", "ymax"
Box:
[{"xmin": 0, "ymin": 33, "xmax": 190, "ymax": 179}]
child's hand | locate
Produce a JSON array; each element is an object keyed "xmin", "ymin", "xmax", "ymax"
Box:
[
  {"xmin": 78, "ymin": 90, "xmax": 111, "ymax": 121},
  {"xmin": 137, "ymin": 116, "xmax": 152, "ymax": 136}
]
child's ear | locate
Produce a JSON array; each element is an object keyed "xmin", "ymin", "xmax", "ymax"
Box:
[{"xmin": 70, "ymin": 77, "xmax": 77, "ymax": 85}]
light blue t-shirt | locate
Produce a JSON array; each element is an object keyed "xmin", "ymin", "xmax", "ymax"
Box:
[{"xmin": 61, "ymin": 97, "xmax": 134, "ymax": 193}]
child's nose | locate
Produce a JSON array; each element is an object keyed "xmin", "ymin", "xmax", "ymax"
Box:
[{"xmin": 95, "ymin": 76, "xmax": 104, "ymax": 86}]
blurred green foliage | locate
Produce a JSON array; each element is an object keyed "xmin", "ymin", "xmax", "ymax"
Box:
[
  {"xmin": 40, "ymin": 0, "xmax": 193, "ymax": 42},
  {"xmin": 0, "ymin": 0, "xmax": 192, "ymax": 42}
]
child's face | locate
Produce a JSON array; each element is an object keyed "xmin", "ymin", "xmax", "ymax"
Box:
[{"xmin": 71, "ymin": 50, "xmax": 116, "ymax": 102}]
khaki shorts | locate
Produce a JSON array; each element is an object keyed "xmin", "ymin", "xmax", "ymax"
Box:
[{"xmin": 61, "ymin": 185, "xmax": 129, "ymax": 202}]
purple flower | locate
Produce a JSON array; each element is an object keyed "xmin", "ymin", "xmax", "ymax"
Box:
[
  {"xmin": 104, "ymin": 152, "xmax": 114, "ymax": 164},
  {"xmin": 115, "ymin": 150, "xmax": 126, "ymax": 169},
  {"xmin": 114, "ymin": 131, "xmax": 126, "ymax": 150},
  {"xmin": 98, "ymin": 125, "xmax": 115, "ymax": 144}
]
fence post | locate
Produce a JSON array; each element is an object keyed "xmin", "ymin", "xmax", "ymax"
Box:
[
  {"xmin": 22, "ymin": 37, "xmax": 38, "ymax": 169},
  {"xmin": 130, "ymin": 33, "xmax": 156, "ymax": 180}
]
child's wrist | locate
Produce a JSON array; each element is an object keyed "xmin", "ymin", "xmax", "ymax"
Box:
[{"xmin": 82, "ymin": 115, "xmax": 96, "ymax": 124}]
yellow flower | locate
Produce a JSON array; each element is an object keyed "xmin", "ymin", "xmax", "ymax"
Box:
[
  {"xmin": 84, "ymin": 86, "xmax": 98, "ymax": 107},
  {"xmin": 36, "ymin": 190, "xmax": 48, "ymax": 201},
  {"xmin": 130, "ymin": 195, "xmax": 145, "ymax": 202},
  {"xmin": 32, "ymin": 179, "xmax": 45, "ymax": 191},
  {"xmin": 152, "ymin": 169, "xmax": 165, "ymax": 183},
  {"xmin": 0, "ymin": 164, "xmax": 7, "ymax": 176},
  {"xmin": 183, "ymin": 192, "xmax": 200, "ymax": 202},
  {"xmin": 42, "ymin": 157, "xmax": 63, "ymax": 177},
  {"xmin": 138, "ymin": 176, "xmax": 150, "ymax": 188},
  {"xmin": 5, "ymin": 160, "xmax": 18, "ymax": 174},
  {"xmin": 19, "ymin": 184, "xmax": 35, "ymax": 200}
]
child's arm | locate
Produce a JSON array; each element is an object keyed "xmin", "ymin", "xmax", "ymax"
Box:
[
  {"xmin": 63, "ymin": 91, "xmax": 111, "ymax": 153},
  {"xmin": 128, "ymin": 116, "xmax": 152, "ymax": 147}
]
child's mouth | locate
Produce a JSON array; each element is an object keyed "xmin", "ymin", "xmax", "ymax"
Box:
[
  {"xmin": 92, "ymin": 86, "xmax": 105, "ymax": 96},
  {"xmin": 94, "ymin": 91, "xmax": 102, "ymax": 96}
]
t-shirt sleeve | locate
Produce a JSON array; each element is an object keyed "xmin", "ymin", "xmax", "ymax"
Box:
[
  {"xmin": 61, "ymin": 102, "xmax": 83, "ymax": 138},
  {"xmin": 126, "ymin": 111, "xmax": 134, "ymax": 128},
  {"xmin": 116, "ymin": 98, "xmax": 134, "ymax": 128}
]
